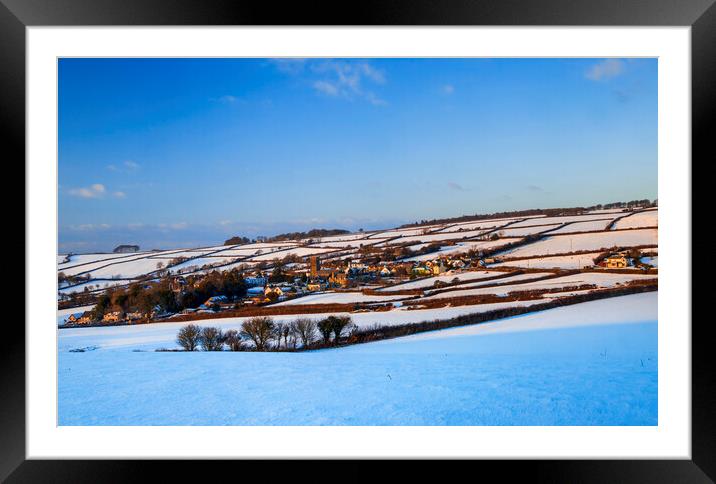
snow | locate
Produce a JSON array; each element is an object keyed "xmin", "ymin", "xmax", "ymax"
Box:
[
  {"xmin": 59, "ymin": 279, "xmax": 129, "ymax": 296},
  {"xmin": 640, "ymin": 256, "xmax": 658, "ymax": 267},
  {"xmin": 167, "ymin": 256, "xmax": 243, "ymax": 273},
  {"xmin": 612, "ymin": 210, "xmax": 658, "ymax": 230},
  {"xmin": 310, "ymin": 239, "xmax": 379, "ymax": 248},
  {"xmin": 423, "ymin": 272, "xmax": 656, "ymax": 299},
  {"xmin": 367, "ymin": 226, "xmax": 445, "ymax": 238},
  {"xmin": 57, "ymin": 300, "xmax": 546, "ymax": 352},
  {"xmin": 398, "ymin": 291, "xmax": 656, "ymax": 341},
  {"xmin": 492, "ymin": 253, "xmax": 604, "ymax": 269},
  {"xmin": 57, "ymin": 292, "xmax": 657, "ymax": 425},
  {"xmin": 496, "ymin": 224, "xmax": 562, "ymax": 237},
  {"xmin": 508, "ymin": 214, "xmax": 621, "ymax": 228},
  {"xmin": 59, "ymin": 250, "xmax": 188, "ymax": 277},
  {"xmin": 587, "ymin": 209, "xmax": 629, "ymax": 214},
  {"xmin": 377, "ymin": 270, "xmax": 509, "ymax": 291},
  {"xmin": 272, "ymin": 291, "xmax": 408, "ymax": 306},
  {"xmin": 70, "ymin": 256, "xmax": 172, "ymax": 279},
  {"xmin": 402, "ymin": 238, "xmax": 521, "ymax": 262},
  {"xmin": 248, "ymin": 247, "xmax": 337, "ymax": 261},
  {"xmin": 376, "ymin": 229, "xmax": 489, "ymax": 246},
  {"xmin": 433, "ymin": 216, "xmax": 530, "ymax": 233},
  {"xmin": 236, "ymin": 242, "xmax": 299, "ymax": 249},
  {"xmin": 501, "ymin": 229, "xmax": 658, "ymax": 258},
  {"xmin": 212, "ymin": 248, "xmax": 276, "ymax": 257},
  {"xmin": 58, "ymin": 252, "xmax": 146, "ymax": 269},
  {"xmin": 184, "ymin": 260, "xmax": 259, "ymax": 275},
  {"xmin": 548, "ymin": 220, "xmax": 612, "ymax": 234},
  {"xmin": 309, "ymin": 233, "xmax": 377, "ymax": 243}
]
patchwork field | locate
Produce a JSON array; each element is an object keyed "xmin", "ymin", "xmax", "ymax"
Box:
[
  {"xmin": 59, "ymin": 209, "xmax": 658, "ymax": 301},
  {"xmin": 499, "ymin": 229, "xmax": 657, "ymax": 259},
  {"xmin": 612, "ymin": 209, "xmax": 658, "ymax": 229}
]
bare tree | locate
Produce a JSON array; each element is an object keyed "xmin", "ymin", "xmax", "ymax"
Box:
[
  {"xmin": 240, "ymin": 317, "xmax": 275, "ymax": 351},
  {"xmin": 199, "ymin": 326, "xmax": 224, "ymax": 351},
  {"xmin": 329, "ymin": 315, "xmax": 353, "ymax": 343},
  {"xmin": 317, "ymin": 318, "xmax": 333, "ymax": 344},
  {"xmin": 223, "ymin": 329, "xmax": 243, "ymax": 351},
  {"xmin": 282, "ymin": 324, "xmax": 291, "ymax": 349},
  {"xmin": 274, "ymin": 322, "xmax": 286, "ymax": 350},
  {"xmin": 293, "ymin": 318, "xmax": 317, "ymax": 348},
  {"xmin": 176, "ymin": 324, "xmax": 201, "ymax": 351},
  {"xmin": 286, "ymin": 322, "xmax": 298, "ymax": 349}
]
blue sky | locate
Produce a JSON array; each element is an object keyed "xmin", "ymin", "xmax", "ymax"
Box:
[{"xmin": 58, "ymin": 58, "xmax": 657, "ymax": 253}]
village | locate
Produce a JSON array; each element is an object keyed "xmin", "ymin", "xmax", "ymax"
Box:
[{"xmin": 60, "ymin": 203, "xmax": 658, "ymax": 328}]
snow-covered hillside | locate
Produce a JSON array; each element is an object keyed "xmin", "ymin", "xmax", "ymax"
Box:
[
  {"xmin": 58, "ymin": 292, "xmax": 657, "ymax": 425},
  {"xmin": 58, "ymin": 209, "xmax": 658, "ymax": 299}
]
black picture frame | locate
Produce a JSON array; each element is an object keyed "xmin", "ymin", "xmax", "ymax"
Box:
[{"xmin": 4, "ymin": 0, "xmax": 710, "ymax": 480}]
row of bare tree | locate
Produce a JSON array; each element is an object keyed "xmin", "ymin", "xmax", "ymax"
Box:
[{"xmin": 175, "ymin": 315, "xmax": 355, "ymax": 352}]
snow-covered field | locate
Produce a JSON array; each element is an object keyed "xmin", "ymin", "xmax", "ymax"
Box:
[
  {"xmin": 58, "ymin": 279, "xmax": 129, "ymax": 297},
  {"xmin": 59, "ymin": 251, "xmax": 156, "ymax": 268},
  {"xmin": 272, "ymin": 291, "xmax": 408, "ymax": 306},
  {"xmin": 508, "ymin": 213, "xmax": 621, "ymax": 228},
  {"xmin": 423, "ymin": 272, "xmax": 656, "ymax": 299},
  {"xmin": 165, "ymin": 256, "xmax": 243, "ymax": 273},
  {"xmin": 548, "ymin": 220, "xmax": 612, "ymax": 234},
  {"xmin": 612, "ymin": 210, "xmax": 658, "ymax": 229},
  {"xmin": 500, "ymin": 229, "xmax": 658, "ymax": 258},
  {"xmin": 376, "ymin": 229, "xmax": 489, "ymax": 246},
  {"xmin": 426, "ymin": 271, "xmax": 555, "ymax": 292},
  {"xmin": 71, "ymin": 256, "xmax": 176, "ymax": 279},
  {"xmin": 59, "ymin": 300, "xmax": 548, "ymax": 352},
  {"xmin": 58, "ymin": 292, "xmax": 657, "ymax": 425},
  {"xmin": 367, "ymin": 226, "xmax": 444, "ymax": 238},
  {"xmin": 58, "ymin": 210, "xmax": 657, "ymax": 300},
  {"xmin": 496, "ymin": 224, "xmax": 562, "ymax": 237},
  {"xmin": 247, "ymin": 246, "xmax": 337, "ymax": 261},
  {"xmin": 433, "ymin": 217, "xmax": 528, "ymax": 233},
  {"xmin": 402, "ymin": 239, "xmax": 520, "ymax": 262},
  {"xmin": 492, "ymin": 253, "xmax": 604, "ymax": 269},
  {"xmin": 310, "ymin": 239, "xmax": 379, "ymax": 248},
  {"xmin": 377, "ymin": 270, "xmax": 509, "ymax": 291}
]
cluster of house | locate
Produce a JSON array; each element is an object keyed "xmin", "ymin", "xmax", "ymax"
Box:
[
  {"xmin": 410, "ymin": 258, "xmax": 469, "ymax": 277},
  {"xmin": 65, "ymin": 304, "xmax": 169, "ymax": 326},
  {"xmin": 598, "ymin": 253, "xmax": 630, "ymax": 269}
]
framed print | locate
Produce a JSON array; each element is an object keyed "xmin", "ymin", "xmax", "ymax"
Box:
[{"xmin": 4, "ymin": 0, "xmax": 712, "ymax": 480}]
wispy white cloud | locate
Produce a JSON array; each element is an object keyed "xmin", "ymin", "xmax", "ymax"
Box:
[
  {"xmin": 441, "ymin": 84, "xmax": 455, "ymax": 95},
  {"xmin": 210, "ymin": 94, "xmax": 247, "ymax": 105},
  {"xmin": 69, "ymin": 223, "xmax": 111, "ymax": 231},
  {"xmin": 313, "ymin": 80, "xmax": 339, "ymax": 96},
  {"xmin": 107, "ymin": 160, "xmax": 140, "ymax": 172},
  {"xmin": 272, "ymin": 59, "xmax": 387, "ymax": 106},
  {"xmin": 68, "ymin": 183, "xmax": 106, "ymax": 199},
  {"xmin": 158, "ymin": 222, "xmax": 188, "ymax": 230},
  {"xmin": 68, "ymin": 183, "xmax": 126, "ymax": 199},
  {"xmin": 310, "ymin": 60, "xmax": 387, "ymax": 105},
  {"xmin": 270, "ymin": 58, "xmax": 307, "ymax": 75},
  {"xmin": 585, "ymin": 59, "xmax": 625, "ymax": 81}
]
